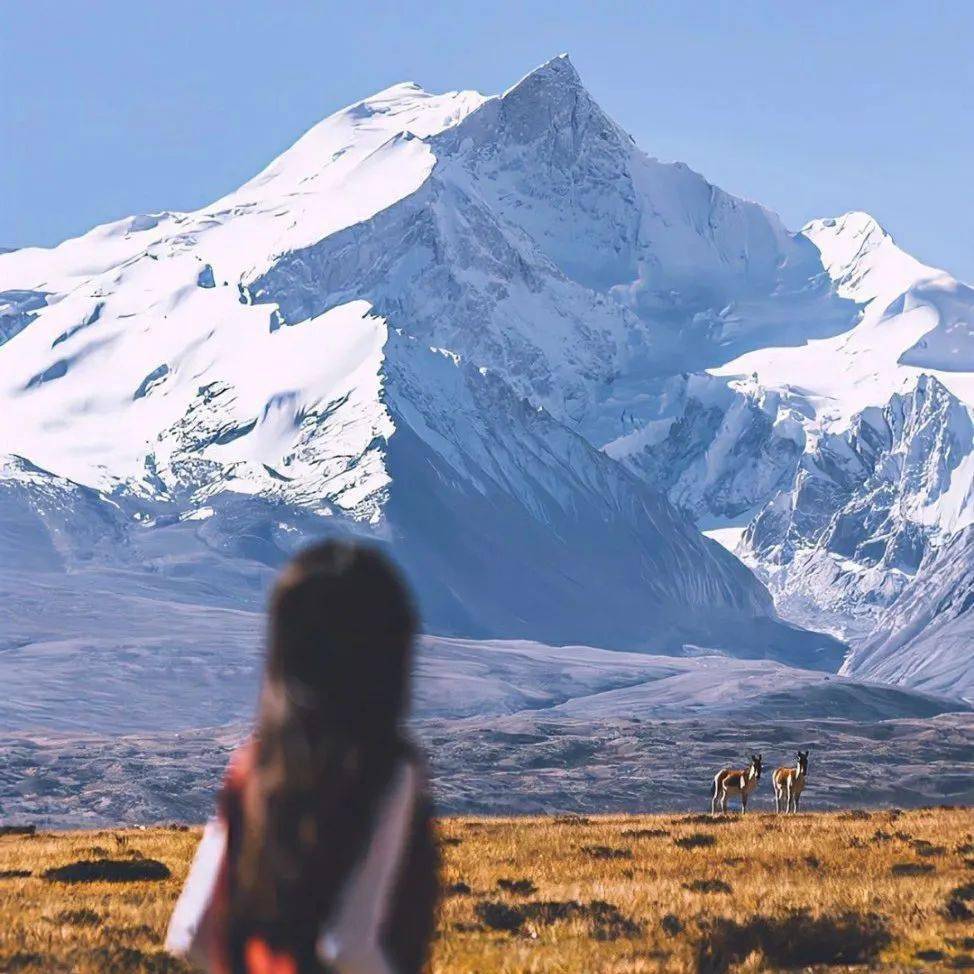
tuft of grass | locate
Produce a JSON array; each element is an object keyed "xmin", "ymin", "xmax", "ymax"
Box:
[
  {"xmin": 685, "ymin": 879, "xmax": 732, "ymax": 894},
  {"xmin": 891, "ymin": 861, "xmax": 935, "ymax": 876},
  {"xmin": 677, "ymin": 814, "xmax": 736, "ymax": 826},
  {"xmin": 496, "ymin": 877, "xmax": 537, "ymax": 895},
  {"xmin": 475, "ymin": 898, "xmax": 642, "ymax": 941},
  {"xmin": 620, "ymin": 827, "xmax": 669, "ymax": 839},
  {"xmin": 946, "ymin": 884, "xmax": 974, "ymax": 922},
  {"xmin": 54, "ymin": 909, "xmax": 102, "ymax": 926},
  {"xmin": 660, "ymin": 913, "xmax": 684, "ymax": 937},
  {"xmin": 674, "ymin": 833, "xmax": 716, "ymax": 849},
  {"xmin": 475, "ymin": 900, "xmax": 524, "ymax": 932},
  {"xmin": 580, "ymin": 844, "xmax": 632, "ymax": 860}
]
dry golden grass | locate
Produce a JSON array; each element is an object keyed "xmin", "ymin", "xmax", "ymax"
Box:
[{"xmin": 1, "ymin": 808, "xmax": 972, "ymax": 972}]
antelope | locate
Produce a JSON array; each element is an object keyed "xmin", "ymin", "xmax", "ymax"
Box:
[
  {"xmin": 711, "ymin": 754, "xmax": 762, "ymax": 814},
  {"xmin": 773, "ymin": 750, "xmax": 809, "ymax": 814}
]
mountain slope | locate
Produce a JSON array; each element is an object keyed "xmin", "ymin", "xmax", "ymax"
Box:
[{"xmin": 841, "ymin": 528, "xmax": 974, "ymax": 701}]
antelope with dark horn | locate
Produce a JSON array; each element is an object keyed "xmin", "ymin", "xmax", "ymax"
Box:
[
  {"xmin": 711, "ymin": 753, "xmax": 762, "ymax": 815},
  {"xmin": 773, "ymin": 750, "xmax": 809, "ymax": 814}
]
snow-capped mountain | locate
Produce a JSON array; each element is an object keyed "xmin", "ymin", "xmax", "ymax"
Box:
[
  {"xmin": 607, "ymin": 211, "xmax": 974, "ymax": 695},
  {"xmin": 0, "ymin": 58, "xmax": 848, "ymax": 664},
  {"xmin": 742, "ymin": 375, "xmax": 973, "ymax": 639},
  {"xmin": 1, "ymin": 56, "xmax": 971, "ymax": 690}
]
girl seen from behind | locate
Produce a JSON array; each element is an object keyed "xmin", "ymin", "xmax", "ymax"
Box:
[{"xmin": 166, "ymin": 540, "xmax": 440, "ymax": 974}]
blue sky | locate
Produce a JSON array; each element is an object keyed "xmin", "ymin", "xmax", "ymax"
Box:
[{"xmin": 4, "ymin": 1, "xmax": 973, "ymax": 280}]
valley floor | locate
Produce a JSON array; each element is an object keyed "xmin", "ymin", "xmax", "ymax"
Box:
[
  {"xmin": 3, "ymin": 619, "xmax": 973, "ymax": 825},
  {"xmin": 3, "ymin": 710, "xmax": 972, "ymax": 826},
  {"xmin": 1, "ymin": 809, "xmax": 972, "ymax": 972}
]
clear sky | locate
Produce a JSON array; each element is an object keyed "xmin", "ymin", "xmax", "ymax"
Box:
[{"xmin": 4, "ymin": 1, "xmax": 973, "ymax": 281}]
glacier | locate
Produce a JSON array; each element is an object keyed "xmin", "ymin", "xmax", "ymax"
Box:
[{"xmin": 0, "ymin": 55, "xmax": 972, "ymax": 821}]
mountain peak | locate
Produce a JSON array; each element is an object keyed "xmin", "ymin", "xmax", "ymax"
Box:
[
  {"xmin": 802, "ymin": 210, "xmax": 933, "ymax": 304},
  {"xmin": 504, "ymin": 54, "xmax": 580, "ymax": 96},
  {"xmin": 358, "ymin": 80, "xmax": 430, "ymax": 105},
  {"xmin": 482, "ymin": 53, "xmax": 626, "ymax": 151},
  {"xmin": 808, "ymin": 210, "xmax": 890, "ymax": 242}
]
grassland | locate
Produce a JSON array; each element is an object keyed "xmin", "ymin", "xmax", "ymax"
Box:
[{"xmin": 1, "ymin": 808, "xmax": 972, "ymax": 972}]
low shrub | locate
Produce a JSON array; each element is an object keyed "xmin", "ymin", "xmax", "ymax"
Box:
[
  {"xmin": 43, "ymin": 858, "xmax": 171, "ymax": 883},
  {"xmin": 695, "ymin": 910, "xmax": 890, "ymax": 974}
]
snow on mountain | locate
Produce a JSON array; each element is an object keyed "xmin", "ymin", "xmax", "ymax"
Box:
[
  {"xmin": 1, "ymin": 54, "xmax": 971, "ymax": 695},
  {"xmin": 740, "ymin": 376, "xmax": 974, "ymax": 641},
  {"xmin": 804, "ymin": 211, "xmax": 931, "ymax": 305},
  {"xmin": 609, "ymin": 207, "xmax": 974, "ymax": 693},
  {"xmin": 715, "ymin": 214, "xmax": 974, "ymax": 425},
  {"xmin": 841, "ymin": 528, "xmax": 974, "ymax": 702},
  {"xmin": 249, "ymin": 55, "xmax": 856, "ymax": 451},
  {"xmin": 0, "ymin": 333, "xmax": 836, "ymax": 660},
  {"xmin": 0, "ymin": 57, "xmax": 852, "ymax": 664},
  {"xmin": 719, "ymin": 222, "xmax": 974, "ymax": 677}
]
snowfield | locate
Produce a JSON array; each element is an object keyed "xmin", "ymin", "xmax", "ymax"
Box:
[{"xmin": 0, "ymin": 56, "xmax": 972, "ymax": 821}]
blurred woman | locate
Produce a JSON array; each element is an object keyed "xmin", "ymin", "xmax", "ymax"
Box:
[{"xmin": 166, "ymin": 540, "xmax": 439, "ymax": 974}]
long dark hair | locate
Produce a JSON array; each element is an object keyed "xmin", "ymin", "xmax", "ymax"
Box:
[{"xmin": 229, "ymin": 539, "xmax": 434, "ymax": 972}]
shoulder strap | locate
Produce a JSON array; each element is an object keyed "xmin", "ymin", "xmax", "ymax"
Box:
[{"xmin": 316, "ymin": 760, "xmax": 418, "ymax": 974}]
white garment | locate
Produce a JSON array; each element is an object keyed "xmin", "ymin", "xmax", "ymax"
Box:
[
  {"xmin": 164, "ymin": 760, "xmax": 418, "ymax": 974},
  {"xmin": 165, "ymin": 817, "xmax": 228, "ymax": 965}
]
